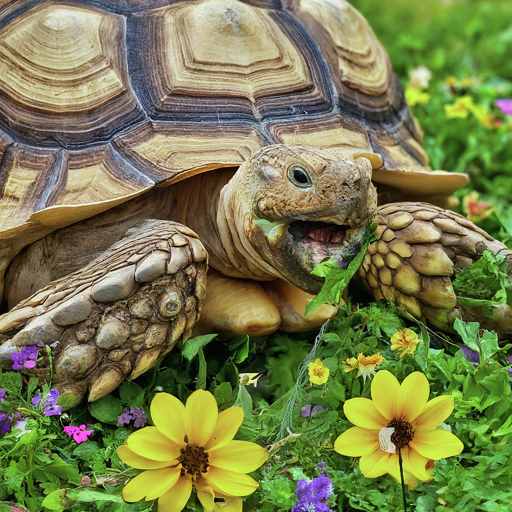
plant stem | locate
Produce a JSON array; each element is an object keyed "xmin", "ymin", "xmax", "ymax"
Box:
[{"xmin": 398, "ymin": 448, "xmax": 408, "ymax": 512}]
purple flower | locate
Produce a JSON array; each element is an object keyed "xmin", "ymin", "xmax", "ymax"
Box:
[
  {"xmin": 292, "ymin": 475, "xmax": 334, "ymax": 512},
  {"xmin": 32, "ymin": 389, "xmax": 61, "ymax": 416},
  {"xmin": 317, "ymin": 460, "xmax": 326, "ymax": 475},
  {"xmin": 11, "ymin": 345, "xmax": 38, "ymax": 371},
  {"xmin": 64, "ymin": 424, "xmax": 93, "ymax": 444},
  {"xmin": 300, "ymin": 405, "xmax": 324, "ymax": 418},
  {"xmin": 118, "ymin": 409, "xmax": 133, "ymax": 426},
  {"xmin": 0, "ymin": 413, "xmax": 12, "ymax": 436},
  {"xmin": 462, "ymin": 346, "xmax": 479, "ymax": 365},
  {"xmin": 0, "ymin": 388, "xmax": 6, "ymax": 402},
  {"xmin": 496, "ymin": 99, "xmax": 512, "ymax": 116},
  {"xmin": 130, "ymin": 408, "xmax": 147, "ymax": 429}
]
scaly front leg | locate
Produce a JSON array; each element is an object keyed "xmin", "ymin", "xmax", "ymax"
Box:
[
  {"xmin": 358, "ymin": 202, "xmax": 512, "ymax": 336},
  {"xmin": 0, "ymin": 220, "xmax": 207, "ymax": 406}
]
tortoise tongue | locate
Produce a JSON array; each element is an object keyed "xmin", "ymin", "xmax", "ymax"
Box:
[{"xmin": 291, "ymin": 221, "xmax": 347, "ymax": 244}]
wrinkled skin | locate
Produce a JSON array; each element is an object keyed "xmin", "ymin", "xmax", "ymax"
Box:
[{"xmin": 217, "ymin": 145, "xmax": 378, "ymax": 293}]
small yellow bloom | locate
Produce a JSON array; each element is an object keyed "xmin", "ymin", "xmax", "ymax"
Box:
[
  {"xmin": 343, "ymin": 353, "xmax": 384, "ymax": 382},
  {"xmin": 445, "ymin": 96, "xmax": 473, "ymax": 119},
  {"xmin": 117, "ymin": 390, "xmax": 268, "ymax": 512},
  {"xmin": 462, "ymin": 191, "xmax": 493, "ymax": 222},
  {"xmin": 308, "ymin": 358, "xmax": 329, "ymax": 385},
  {"xmin": 334, "ymin": 371, "xmax": 463, "ymax": 488},
  {"xmin": 390, "ymin": 328, "xmax": 421, "ymax": 358},
  {"xmin": 405, "ymin": 85, "xmax": 430, "ymax": 106}
]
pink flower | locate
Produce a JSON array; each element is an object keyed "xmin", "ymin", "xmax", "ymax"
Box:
[
  {"xmin": 64, "ymin": 424, "xmax": 93, "ymax": 444},
  {"xmin": 496, "ymin": 99, "xmax": 512, "ymax": 116}
]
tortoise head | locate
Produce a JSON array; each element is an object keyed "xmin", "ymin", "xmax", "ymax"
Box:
[{"xmin": 220, "ymin": 144, "xmax": 379, "ymax": 294}]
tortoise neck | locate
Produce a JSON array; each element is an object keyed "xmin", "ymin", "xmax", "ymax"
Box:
[
  {"xmin": 215, "ymin": 165, "xmax": 283, "ymax": 282},
  {"xmin": 169, "ymin": 169, "xmax": 277, "ymax": 281}
]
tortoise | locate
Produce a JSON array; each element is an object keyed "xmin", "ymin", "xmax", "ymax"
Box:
[{"xmin": 0, "ymin": 0, "xmax": 510, "ymax": 406}]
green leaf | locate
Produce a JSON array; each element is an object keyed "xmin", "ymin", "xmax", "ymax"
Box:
[
  {"xmin": 453, "ymin": 318, "xmax": 481, "ymax": 353},
  {"xmin": 233, "ymin": 385, "xmax": 253, "ymax": 418},
  {"xmin": 227, "ymin": 335, "xmax": 250, "ymax": 364},
  {"xmin": 305, "ymin": 223, "xmax": 378, "ymax": 316},
  {"xmin": 27, "ymin": 377, "xmax": 39, "ymax": 399},
  {"xmin": 45, "ymin": 455, "xmax": 82, "ymax": 485},
  {"xmin": 196, "ymin": 348, "xmax": 207, "ymax": 390},
  {"xmin": 41, "ymin": 489, "xmax": 68, "ymax": 511},
  {"xmin": 479, "ymin": 329, "xmax": 501, "ymax": 361},
  {"xmin": 453, "ymin": 250, "xmax": 508, "ymax": 309},
  {"xmin": 182, "ymin": 334, "xmax": 218, "ymax": 361},
  {"xmin": 214, "ymin": 382, "xmax": 233, "ymax": 407},
  {"xmin": 119, "ymin": 381, "xmax": 145, "ymax": 408},
  {"xmin": 89, "ymin": 395, "xmax": 124, "ymax": 425},
  {"xmin": 70, "ymin": 490, "xmax": 124, "ymax": 503}
]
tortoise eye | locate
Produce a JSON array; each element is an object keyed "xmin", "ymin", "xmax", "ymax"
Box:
[{"xmin": 288, "ymin": 164, "xmax": 312, "ymax": 188}]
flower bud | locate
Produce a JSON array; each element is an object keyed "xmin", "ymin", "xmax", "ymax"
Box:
[{"xmin": 81, "ymin": 475, "xmax": 91, "ymax": 488}]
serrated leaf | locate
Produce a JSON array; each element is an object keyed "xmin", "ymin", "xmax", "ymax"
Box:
[
  {"xmin": 305, "ymin": 223, "xmax": 378, "ymax": 316},
  {"xmin": 182, "ymin": 334, "xmax": 218, "ymax": 361},
  {"xmin": 453, "ymin": 318, "xmax": 481, "ymax": 353}
]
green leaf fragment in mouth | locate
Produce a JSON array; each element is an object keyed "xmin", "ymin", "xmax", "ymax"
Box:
[{"xmin": 304, "ymin": 222, "xmax": 379, "ymax": 316}]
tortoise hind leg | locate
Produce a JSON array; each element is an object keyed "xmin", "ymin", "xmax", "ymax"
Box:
[
  {"xmin": 358, "ymin": 202, "xmax": 512, "ymax": 337},
  {"xmin": 0, "ymin": 220, "xmax": 207, "ymax": 406}
]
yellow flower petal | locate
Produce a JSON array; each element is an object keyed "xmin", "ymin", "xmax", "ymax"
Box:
[
  {"xmin": 410, "ymin": 429, "xmax": 463, "ymax": 460},
  {"xmin": 333, "ymin": 427, "xmax": 379, "ymax": 457},
  {"xmin": 123, "ymin": 468, "xmax": 179, "ymax": 503},
  {"xmin": 414, "ymin": 395, "xmax": 454, "ymax": 430},
  {"xmin": 359, "ymin": 448, "xmax": 399, "ymax": 480},
  {"xmin": 127, "ymin": 427, "xmax": 181, "ymax": 462},
  {"xmin": 209, "ymin": 440, "xmax": 268, "ymax": 473},
  {"xmin": 158, "ymin": 476, "xmax": 192, "ymax": 512},
  {"xmin": 398, "ymin": 372, "xmax": 429, "ymax": 422},
  {"xmin": 151, "ymin": 392, "xmax": 187, "ymax": 446},
  {"xmin": 185, "ymin": 389, "xmax": 218, "ymax": 447},
  {"xmin": 401, "ymin": 447, "xmax": 431, "ymax": 482},
  {"xmin": 219, "ymin": 496, "xmax": 243, "ymax": 512},
  {"xmin": 344, "ymin": 398, "xmax": 388, "ymax": 429},
  {"xmin": 117, "ymin": 445, "xmax": 174, "ymax": 469},
  {"xmin": 204, "ymin": 467, "xmax": 259, "ymax": 497},
  {"xmin": 206, "ymin": 407, "xmax": 244, "ymax": 451},
  {"xmin": 195, "ymin": 480, "xmax": 215, "ymax": 512},
  {"xmin": 145, "ymin": 468, "xmax": 181, "ymax": 501},
  {"xmin": 371, "ymin": 370, "xmax": 401, "ymax": 421}
]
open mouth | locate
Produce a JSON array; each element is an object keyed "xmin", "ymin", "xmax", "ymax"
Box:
[{"xmin": 289, "ymin": 221, "xmax": 349, "ymax": 244}]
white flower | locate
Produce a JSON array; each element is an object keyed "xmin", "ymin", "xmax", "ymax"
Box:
[{"xmin": 409, "ymin": 66, "xmax": 432, "ymax": 89}]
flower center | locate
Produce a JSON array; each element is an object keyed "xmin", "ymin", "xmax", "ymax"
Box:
[
  {"xmin": 178, "ymin": 444, "xmax": 209, "ymax": 479},
  {"xmin": 313, "ymin": 368, "xmax": 325, "ymax": 377},
  {"xmin": 387, "ymin": 418, "xmax": 414, "ymax": 449}
]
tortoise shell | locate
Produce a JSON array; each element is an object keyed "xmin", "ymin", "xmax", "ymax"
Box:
[{"xmin": 0, "ymin": 0, "xmax": 467, "ymax": 288}]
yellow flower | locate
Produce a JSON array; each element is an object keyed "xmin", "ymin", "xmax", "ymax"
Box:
[
  {"xmin": 308, "ymin": 358, "xmax": 329, "ymax": 385},
  {"xmin": 117, "ymin": 390, "xmax": 268, "ymax": 512},
  {"xmin": 343, "ymin": 353, "xmax": 384, "ymax": 382},
  {"xmin": 390, "ymin": 328, "xmax": 421, "ymax": 358},
  {"xmin": 334, "ymin": 371, "xmax": 463, "ymax": 489},
  {"xmin": 405, "ymin": 85, "xmax": 430, "ymax": 106}
]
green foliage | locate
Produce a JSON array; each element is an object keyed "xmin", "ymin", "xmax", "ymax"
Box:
[
  {"xmin": 305, "ymin": 223, "xmax": 378, "ymax": 316},
  {"xmin": 453, "ymin": 250, "xmax": 512, "ymax": 311},
  {"xmin": 2, "ymin": 1, "xmax": 512, "ymax": 511}
]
